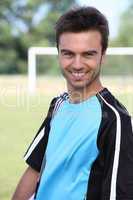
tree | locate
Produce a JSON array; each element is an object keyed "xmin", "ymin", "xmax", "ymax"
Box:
[
  {"xmin": 0, "ymin": 0, "xmax": 77, "ymax": 74},
  {"xmin": 105, "ymin": 1, "xmax": 133, "ymax": 75},
  {"xmin": 111, "ymin": 1, "xmax": 133, "ymax": 46}
]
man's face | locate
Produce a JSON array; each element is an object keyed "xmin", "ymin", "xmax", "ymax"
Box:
[{"xmin": 58, "ymin": 30, "xmax": 105, "ymax": 92}]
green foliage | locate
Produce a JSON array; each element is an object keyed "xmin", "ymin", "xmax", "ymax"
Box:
[
  {"xmin": 108, "ymin": 1, "xmax": 133, "ymax": 75},
  {"xmin": 0, "ymin": 0, "xmax": 77, "ymax": 74},
  {"xmin": 102, "ymin": 55, "xmax": 133, "ymax": 75},
  {"xmin": 37, "ymin": 55, "xmax": 61, "ymax": 75},
  {"xmin": 0, "ymin": 0, "xmax": 133, "ymax": 75},
  {"xmin": 111, "ymin": 1, "xmax": 133, "ymax": 47},
  {"xmin": 35, "ymin": 11, "xmax": 60, "ymax": 46},
  {"xmin": 0, "ymin": 49, "xmax": 17, "ymax": 74}
]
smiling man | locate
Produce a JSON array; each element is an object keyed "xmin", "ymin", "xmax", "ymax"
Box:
[
  {"xmin": 12, "ymin": 6, "xmax": 133, "ymax": 200},
  {"xmin": 58, "ymin": 30, "xmax": 104, "ymax": 102}
]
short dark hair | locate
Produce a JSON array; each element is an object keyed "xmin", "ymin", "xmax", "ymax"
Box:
[{"xmin": 55, "ymin": 6, "xmax": 109, "ymax": 53}]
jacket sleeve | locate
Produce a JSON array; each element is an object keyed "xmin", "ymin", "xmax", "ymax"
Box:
[
  {"xmin": 114, "ymin": 115, "xmax": 133, "ymax": 199},
  {"xmin": 23, "ymin": 97, "xmax": 57, "ymax": 172},
  {"xmin": 87, "ymin": 112, "xmax": 133, "ymax": 200}
]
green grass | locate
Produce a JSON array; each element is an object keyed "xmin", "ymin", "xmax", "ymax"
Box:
[
  {"xmin": 0, "ymin": 94, "xmax": 53, "ymax": 200},
  {"xmin": 0, "ymin": 75, "xmax": 133, "ymax": 200}
]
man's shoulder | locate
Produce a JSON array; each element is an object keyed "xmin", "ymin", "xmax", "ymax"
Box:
[
  {"xmin": 49, "ymin": 92, "xmax": 69, "ymax": 117},
  {"xmin": 51, "ymin": 92, "xmax": 68, "ymax": 101},
  {"xmin": 97, "ymin": 88, "xmax": 130, "ymax": 115}
]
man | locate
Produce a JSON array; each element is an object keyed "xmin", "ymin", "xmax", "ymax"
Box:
[{"xmin": 12, "ymin": 6, "xmax": 133, "ymax": 200}]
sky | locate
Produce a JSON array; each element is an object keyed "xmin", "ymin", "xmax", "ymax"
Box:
[
  {"xmin": 77, "ymin": 0, "xmax": 129, "ymax": 38},
  {"xmin": 17, "ymin": 0, "xmax": 130, "ymax": 39}
]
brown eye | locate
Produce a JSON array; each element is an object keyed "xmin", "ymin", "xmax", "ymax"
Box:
[
  {"xmin": 83, "ymin": 51, "xmax": 97, "ymax": 58},
  {"xmin": 62, "ymin": 51, "xmax": 74, "ymax": 58},
  {"xmin": 84, "ymin": 53, "xmax": 93, "ymax": 58}
]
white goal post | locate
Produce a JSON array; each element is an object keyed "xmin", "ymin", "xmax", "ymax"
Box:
[{"xmin": 28, "ymin": 47, "xmax": 133, "ymax": 94}]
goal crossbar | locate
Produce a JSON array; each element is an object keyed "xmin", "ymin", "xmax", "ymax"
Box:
[{"xmin": 28, "ymin": 47, "xmax": 133, "ymax": 94}]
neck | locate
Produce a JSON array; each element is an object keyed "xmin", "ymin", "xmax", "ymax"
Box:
[{"xmin": 68, "ymin": 80, "xmax": 104, "ymax": 103}]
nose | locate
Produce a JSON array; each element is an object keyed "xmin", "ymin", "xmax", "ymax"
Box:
[{"xmin": 72, "ymin": 55, "xmax": 83, "ymax": 70}]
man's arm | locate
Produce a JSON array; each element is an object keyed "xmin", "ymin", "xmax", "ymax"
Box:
[{"xmin": 12, "ymin": 166, "xmax": 39, "ymax": 200}]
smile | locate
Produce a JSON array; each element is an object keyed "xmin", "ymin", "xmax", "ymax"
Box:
[{"xmin": 71, "ymin": 72, "xmax": 86, "ymax": 79}]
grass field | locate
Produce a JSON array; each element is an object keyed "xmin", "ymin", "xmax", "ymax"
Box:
[{"xmin": 0, "ymin": 75, "xmax": 133, "ymax": 200}]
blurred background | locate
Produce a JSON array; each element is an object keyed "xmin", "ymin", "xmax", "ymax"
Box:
[{"xmin": 0, "ymin": 0, "xmax": 133, "ymax": 199}]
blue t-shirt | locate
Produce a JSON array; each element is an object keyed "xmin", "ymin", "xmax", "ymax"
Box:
[{"xmin": 36, "ymin": 95, "xmax": 102, "ymax": 200}]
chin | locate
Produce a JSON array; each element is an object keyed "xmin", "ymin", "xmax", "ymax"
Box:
[{"xmin": 70, "ymin": 81, "xmax": 89, "ymax": 91}]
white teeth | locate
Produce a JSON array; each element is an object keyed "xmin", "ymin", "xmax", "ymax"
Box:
[{"xmin": 72, "ymin": 72, "xmax": 85, "ymax": 77}]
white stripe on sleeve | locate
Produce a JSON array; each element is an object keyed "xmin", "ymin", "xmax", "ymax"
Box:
[
  {"xmin": 24, "ymin": 128, "xmax": 45, "ymax": 161},
  {"xmin": 99, "ymin": 94, "xmax": 121, "ymax": 200}
]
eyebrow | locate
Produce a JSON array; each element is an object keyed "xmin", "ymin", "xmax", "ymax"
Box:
[
  {"xmin": 60, "ymin": 49, "xmax": 74, "ymax": 54},
  {"xmin": 60, "ymin": 49, "xmax": 98, "ymax": 55},
  {"xmin": 83, "ymin": 50, "xmax": 98, "ymax": 55}
]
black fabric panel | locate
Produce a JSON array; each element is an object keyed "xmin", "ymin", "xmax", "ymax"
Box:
[
  {"xmin": 116, "ymin": 114, "xmax": 133, "ymax": 199},
  {"xmin": 24, "ymin": 97, "xmax": 58, "ymax": 172},
  {"xmin": 86, "ymin": 88, "xmax": 133, "ymax": 200},
  {"xmin": 86, "ymin": 91, "xmax": 116, "ymax": 200}
]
